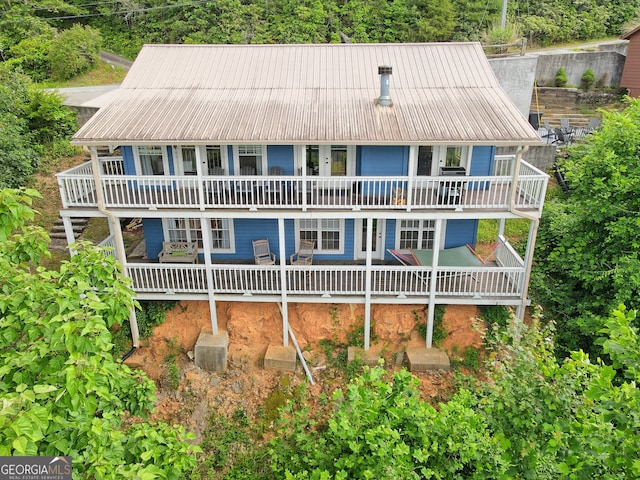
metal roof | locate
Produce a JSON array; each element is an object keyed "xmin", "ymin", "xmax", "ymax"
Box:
[{"xmin": 73, "ymin": 43, "xmax": 541, "ymax": 146}]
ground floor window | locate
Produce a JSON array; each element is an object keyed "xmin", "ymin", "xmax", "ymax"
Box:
[
  {"xmin": 398, "ymin": 219, "xmax": 435, "ymax": 249},
  {"xmin": 297, "ymin": 218, "xmax": 343, "ymax": 253},
  {"xmin": 164, "ymin": 218, "xmax": 234, "ymax": 252}
]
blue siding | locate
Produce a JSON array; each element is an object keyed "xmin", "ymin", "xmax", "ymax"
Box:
[
  {"xmin": 469, "ymin": 146, "xmax": 495, "ymax": 176},
  {"xmin": 383, "ymin": 219, "xmax": 397, "ymax": 260},
  {"xmin": 444, "ymin": 219, "xmax": 478, "ymax": 248},
  {"xmin": 267, "ymin": 145, "xmax": 295, "ymax": 175},
  {"xmin": 143, "ymin": 219, "xmax": 164, "ymax": 259},
  {"xmin": 221, "ymin": 218, "xmax": 280, "ymax": 260},
  {"xmin": 167, "ymin": 147, "xmax": 175, "ymax": 175},
  {"xmin": 468, "ymin": 146, "xmax": 495, "ymax": 190},
  {"xmin": 122, "ymin": 146, "xmax": 135, "ymax": 174},
  {"xmin": 227, "ymin": 146, "xmax": 235, "ymax": 175},
  {"xmin": 360, "ymin": 146, "xmax": 408, "ymax": 176}
]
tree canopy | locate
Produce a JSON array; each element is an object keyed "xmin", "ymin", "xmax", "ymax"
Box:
[
  {"xmin": 532, "ymin": 98, "xmax": 640, "ymax": 358},
  {"xmin": 0, "ymin": 188, "xmax": 199, "ymax": 477}
]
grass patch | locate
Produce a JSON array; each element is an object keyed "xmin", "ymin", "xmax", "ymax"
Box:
[
  {"xmin": 37, "ymin": 61, "xmax": 127, "ymax": 88},
  {"xmin": 477, "ymin": 218, "xmax": 530, "ymax": 248}
]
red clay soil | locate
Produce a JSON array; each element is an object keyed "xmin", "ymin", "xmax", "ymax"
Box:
[{"xmin": 125, "ymin": 301, "xmax": 484, "ymax": 439}]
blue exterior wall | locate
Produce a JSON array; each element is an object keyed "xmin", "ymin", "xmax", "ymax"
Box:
[
  {"xmin": 143, "ymin": 218, "xmax": 164, "ymax": 259},
  {"xmin": 444, "ymin": 219, "xmax": 478, "ymax": 248},
  {"xmin": 383, "ymin": 219, "xmax": 397, "ymax": 260},
  {"xmin": 266, "ymin": 145, "xmax": 295, "ymax": 175},
  {"xmin": 469, "ymin": 146, "xmax": 495, "ymax": 176},
  {"xmin": 359, "ymin": 146, "xmax": 408, "ymax": 175},
  {"xmin": 122, "ymin": 146, "xmax": 135, "ymax": 174}
]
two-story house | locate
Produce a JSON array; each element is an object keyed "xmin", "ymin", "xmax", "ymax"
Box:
[{"xmin": 57, "ymin": 43, "xmax": 546, "ymax": 362}]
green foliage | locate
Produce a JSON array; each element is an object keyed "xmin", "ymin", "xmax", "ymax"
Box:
[
  {"xmin": 49, "ymin": 24, "xmax": 102, "ymax": 81},
  {"xmin": 271, "ymin": 366, "xmax": 509, "ymax": 478},
  {"xmin": 555, "ymin": 67, "xmax": 568, "ymax": 87},
  {"xmin": 581, "ymin": 68, "xmax": 596, "ymax": 90},
  {"xmin": 5, "ymin": 32, "xmax": 55, "ymax": 82},
  {"xmin": 481, "ymin": 22, "xmax": 519, "ymax": 54},
  {"xmin": 0, "ymin": 188, "xmax": 199, "ymax": 476},
  {"xmin": 25, "ymin": 88, "xmax": 77, "ymax": 144},
  {"xmin": 417, "ymin": 305, "xmax": 447, "ymax": 345},
  {"xmin": 468, "ymin": 307, "xmax": 640, "ymax": 478},
  {"xmin": 0, "ymin": 67, "xmax": 39, "ymax": 188},
  {"xmin": 532, "ymin": 98, "xmax": 640, "ymax": 358}
]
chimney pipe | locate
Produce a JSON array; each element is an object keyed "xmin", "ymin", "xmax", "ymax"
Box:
[{"xmin": 378, "ymin": 65, "xmax": 392, "ymax": 106}]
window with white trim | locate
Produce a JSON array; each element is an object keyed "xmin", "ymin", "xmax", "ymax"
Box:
[
  {"xmin": 298, "ymin": 218, "xmax": 343, "ymax": 253},
  {"xmin": 235, "ymin": 145, "xmax": 266, "ymax": 175},
  {"xmin": 178, "ymin": 146, "xmax": 197, "ymax": 175},
  {"xmin": 398, "ymin": 220, "xmax": 435, "ymax": 250},
  {"xmin": 136, "ymin": 146, "xmax": 166, "ymax": 175},
  {"xmin": 164, "ymin": 218, "xmax": 234, "ymax": 252}
]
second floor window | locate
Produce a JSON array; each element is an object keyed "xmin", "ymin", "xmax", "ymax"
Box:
[
  {"xmin": 138, "ymin": 146, "xmax": 165, "ymax": 175},
  {"xmin": 236, "ymin": 145, "xmax": 265, "ymax": 175}
]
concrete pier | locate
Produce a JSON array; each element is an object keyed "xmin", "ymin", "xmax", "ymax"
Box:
[
  {"xmin": 194, "ymin": 330, "xmax": 229, "ymax": 372},
  {"xmin": 405, "ymin": 347, "xmax": 450, "ymax": 372}
]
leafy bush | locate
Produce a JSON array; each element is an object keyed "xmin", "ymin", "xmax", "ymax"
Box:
[
  {"xmin": 555, "ymin": 67, "xmax": 568, "ymax": 87},
  {"xmin": 271, "ymin": 366, "xmax": 509, "ymax": 478},
  {"xmin": 25, "ymin": 89, "xmax": 77, "ymax": 144},
  {"xmin": 581, "ymin": 68, "xmax": 595, "ymax": 90},
  {"xmin": 0, "ymin": 189, "xmax": 199, "ymax": 476},
  {"xmin": 6, "ymin": 34, "xmax": 55, "ymax": 82},
  {"xmin": 49, "ymin": 24, "xmax": 102, "ymax": 80}
]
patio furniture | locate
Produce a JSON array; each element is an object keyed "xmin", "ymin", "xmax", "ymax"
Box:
[
  {"xmin": 290, "ymin": 240, "xmax": 315, "ymax": 265},
  {"xmin": 466, "ymin": 242, "xmax": 500, "ymax": 264},
  {"xmin": 253, "ymin": 239, "xmax": 276, "ymax": 265},
  {"xmin": 158, "ymin": 241, "xmax": 198, "ymax": 263},
  {"xmin": 587, "ymin": 118, "xmax": 601, "ymax": 133}
]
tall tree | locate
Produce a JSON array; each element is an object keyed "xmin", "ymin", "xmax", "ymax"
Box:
[{"xmin": 533, "ymin": 98, "xmax": 640, "ymax": 357}]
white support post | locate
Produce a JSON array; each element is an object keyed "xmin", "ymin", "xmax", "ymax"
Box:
[
  {"xmin": 364, "ymin": 217, "xmax": 373, "ymax": 350},
  {"xmin": 498, "ymin": 218, "xmax": 506, "ymax": 238},
  {"xmin": 194, "ymin": 146, "xmax": 206, "ymax": 211},
  {"xmin": 517, "ymin": 219, "xmax": 538, "ymax": 322},
  {"xmin": 426, "ymin": 219, "xmax": 444, "ymax": 348},
  {"xmin": 200, "ymin": 219, "xmax": 218, "ymax": 335},
  {"xmin": 278, "ymin": 218, "xmax": 289, "ymax": 346},
  {"xmin": 90, "ymin": 146, "xmax": 139, "ymax": 347},
  {"xmin": 62, "ymin": 217, "xmax": 76, "ymax": 255},
  {"xmin": 406, "ymin": 146, "xmax": 416, "ymax": 212}
]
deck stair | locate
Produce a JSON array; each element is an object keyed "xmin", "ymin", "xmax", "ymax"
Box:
[{"xmin": 49, "ymin": 217, "xmax": 89, "ymax": 250}]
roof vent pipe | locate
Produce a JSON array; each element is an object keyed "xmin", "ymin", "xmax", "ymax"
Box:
[{"xmin": 378, "ymin": 65, "xmax": 392, "ymax": 106}]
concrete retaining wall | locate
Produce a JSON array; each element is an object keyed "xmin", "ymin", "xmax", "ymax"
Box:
[
  {"xmin": 489, "ymin": 56, "xmax": 538, "ymax": 118},
  {"xmin": 534, "ymin": 50, "xmax": 626, "ymax": 88}
]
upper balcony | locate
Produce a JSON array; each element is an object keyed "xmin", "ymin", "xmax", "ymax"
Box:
[{"xmin": 57, "ymin": 155, "xmax": 548, "ymax": 214}]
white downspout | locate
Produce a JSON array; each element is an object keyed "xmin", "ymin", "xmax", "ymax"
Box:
[{"xmin": 90, "ymin": 147, "xmax": 140, "ymax": 347}]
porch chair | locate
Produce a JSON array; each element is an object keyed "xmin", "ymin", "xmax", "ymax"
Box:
[
  {"xmin": 465, "ymin": 242, "xmax": 500, "ymax": 265},
  {"xmin": 253, "ymin": 239, "xmax": 276, "ymax": 265},
  {"xmin": 586, "ymin": 118, "xmax": 601, "ymax": 133},
  {"xmin": 290, "ymin": 240, "xmax": 315, "ymax": 265}
]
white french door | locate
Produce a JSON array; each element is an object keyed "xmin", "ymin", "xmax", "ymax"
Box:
[{"xmin": 355, "ymin": 219, "xmax": 385, "ymax": 260}]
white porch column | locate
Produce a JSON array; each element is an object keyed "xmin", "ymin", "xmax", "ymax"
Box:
[
  {"xmin": 278, "ymin": 218, "xmax": 289, "ymax": 346},
  {"xmin": 200, "ymin": 219, "xmax": 218, "ymax": 335},
  {"xmin": 406, "ymin": 146, "xmax": 416, "ymax": 212},
  {"xmin": 517, "ymin": 218, "xmax": 538, "ymax": 321},
  {"xmin": 90, "ymin": 147, "xmax": 139, "ymax": 347},
  {"xmin": 426, "ymin": 219, "xmax": 444, "ymax": 348},
  {"xmin": 364, "ymin": 216, "xmax": 373, "ymax": 350},
  {"xmin": 194, "ymin": 146, "xmax": 206, "ymax": 211},
  {"xmin": 498, "ymin": 218, "xmax": 506, "ymax": 238},
  {"xmin": 61, "ymin": 216, "xmax": 77, "ymax": 256}
]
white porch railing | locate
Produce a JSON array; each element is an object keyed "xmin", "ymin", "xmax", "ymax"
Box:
[
  {"xmin": 57, "ymin": 158, "xmax": 547, "ymax": 212},
  {"xmin": 97, "ymin": 234, "xmax": 117, "ymax": 258},
  {"xmin": 126, "ymin": 262, "xmax": 524, "ymax": 299}
]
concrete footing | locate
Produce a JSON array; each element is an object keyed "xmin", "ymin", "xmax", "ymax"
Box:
[
  {"xmin": 264, "ymin": 344, "xmax": 297, "ymax": 372},
  {"xmin": 347, "ymin": 345, "xmax": 383, "ymax": 366},
  {"xmin": 194, "ymin": 330, "xmax": 229, "ymax": 372},
  {"xmin": 405, "ymin": 347, "xmax": 450, "ymax": 372}
]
